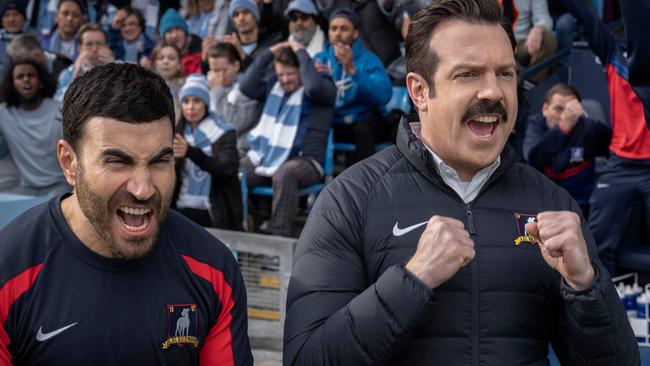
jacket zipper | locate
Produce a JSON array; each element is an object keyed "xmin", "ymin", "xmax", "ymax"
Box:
[{"xmin": 466, "ymin": 203, "xmax": 479, "ymax": 366}]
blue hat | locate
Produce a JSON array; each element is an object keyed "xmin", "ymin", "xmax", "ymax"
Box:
[
  {"xmin": 228, "ymin": 0, "xmax": 259, "ymax": 22},
  {"xmin": 284, "ymin": 0, "xmax": 317, "ymax": 17},
  {"xmin": 159, "ymin": 8, "xmax": 188, "ymax": 37},
  {"xmin": 329, "ymin": 7, "xmax": 360, "ymax": 29},
  {"xmin": 180, "ymin": 74, "xmax": 211, "ymax": 108}
]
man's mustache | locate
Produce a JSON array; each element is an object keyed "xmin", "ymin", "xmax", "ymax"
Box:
[{"xmin": 460, "ymin": 101, "xmax": 508, "ymax": 123}]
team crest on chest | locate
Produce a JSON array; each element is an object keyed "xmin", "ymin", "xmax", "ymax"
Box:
[
  {"xmin": 513, "ymin": 213, "xmax": 539, "ymax": 246},
  {"xmin": 162, "ymin": 304, "xmax": 200, "ymax": 349}
]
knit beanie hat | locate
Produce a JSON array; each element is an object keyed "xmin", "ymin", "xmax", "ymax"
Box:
[
  {"xmin": 159, "ymin": 8, "xmax": 188, "ymax": 38},
  {"xmin": 0, "ymin": 0, "xmax": 27, "ymax": 19},
  {"xmin": 180, "ymin": 74, "xmax": 211, "ymax": 107},
  {"xmin": 228, "ymin": 0, "xmax": 259, "ymax": 22}
]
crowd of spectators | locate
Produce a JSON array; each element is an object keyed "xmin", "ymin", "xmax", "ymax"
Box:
[{"xmin": 0, "ymin": 0, "xmax": 647, "ymax": 276}]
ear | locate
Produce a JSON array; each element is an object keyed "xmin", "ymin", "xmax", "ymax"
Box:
[
  {"xmin": 541, "ymin": 102, "xmax": 550, "ymax": 118},
  {"xmin": 406, "ymin": 72, "xmax": 429, "ymax": 112},
  {"xmin": 57, "ymin": 139, "xmax": 78, "ymax": 188},
  {"xmin": 353, "ymin": 29, "xmax": 359, "ymax": 40}
]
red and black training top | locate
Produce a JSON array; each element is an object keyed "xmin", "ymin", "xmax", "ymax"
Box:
[{"xmin": 0, "ymin": 194, "xmax": 253, "ymax": 366}]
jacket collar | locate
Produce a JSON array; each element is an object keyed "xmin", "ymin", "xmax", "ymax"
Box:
[{"xmin": 396, "ymin": 114, "xmax": 519, "ymax": 195}]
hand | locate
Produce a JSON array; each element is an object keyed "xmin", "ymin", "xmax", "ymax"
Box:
[
  {"xmin": 333, "ymin": 42, "xmax": 355, "ymax": 74},
  {"xmin": 173, "ymin": 133, "xmax": 188, "ymax": 158},
  {"xmin": 525, "ymin": 211, "xmax": 595, "ymax": 291},
  {"xmin": 72, "ymin": 51, "xmax": 93, "ymax": 78},
  {"xmin": 558, "ymin": 99, "xmax": 584, "ymax": 132},
  {"xmin": 314, "ymin": 59, "xmax": 332, "ymax": 76},
  {"xmin": 287, "ymin": 40, "xmax": 305, "ymax": 53},
  {"xmin": 269, "ymin": 41, "xmax": 290, "ymax": 55},
  {"xmin": 405, "ymin": 216, "xmax": 475, "ymax": 289},
  {"xmin": 526, "ymin": 26, "xmax": 544, "ymax": 55},
  {"xmin": 112, "ymin": 8, "xmax": 128, "ymax": 29},
  {"xmin": 97, "ymin": 47, "xmax": 114, "ymax": 64},
  {"xmin": 201, "ymin": 36, "xmax": 217, "ymax": 61},
  {"xmin": 207, "ymin": 70, "xmax": 223, "ymax": 88},
  {"xmin": 223, "ymin": 33, "xmax": 245, "ymax": 61},
  {"xmin": 139, "ymin": 55, "xmax": 151, "ymax": 69}
]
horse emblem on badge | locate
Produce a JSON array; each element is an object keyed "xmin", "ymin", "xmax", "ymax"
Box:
[{"xmin": 162, "ymin": 304, "xmax": 200, "ymax": 349}]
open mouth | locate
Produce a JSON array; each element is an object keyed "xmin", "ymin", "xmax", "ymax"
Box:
[
  {"xmin": 116, "ymin": 206, "xmax": 153, "ymax": 233},
  {"xmin": 467, "ymin": 115, "xmax": 499, "ymax": 138}
]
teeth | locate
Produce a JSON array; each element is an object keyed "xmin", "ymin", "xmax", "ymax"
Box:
[
  {"xmin": 119, "ymin": 207, "xmax": 151, "ymax": 215},
  {"xmin": 473, "ymin": 115, "xmax": 498, "ymax": 123}
]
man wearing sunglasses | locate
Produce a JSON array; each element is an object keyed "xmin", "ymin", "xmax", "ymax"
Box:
[{"xmin": 285, "ymin": 0, "xmax": 326, "ymax": 58}]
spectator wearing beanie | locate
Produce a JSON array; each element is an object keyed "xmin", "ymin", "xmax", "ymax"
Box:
[
  {"xmin": 222, "ymin": 0, "xmax": 280, "ymax": 71},
  {"xmin": 159, "ymin": 8, "xmax": 202, "ymax": 75},
  {"xmin": 172, "ymin": 74, "xmax": 243, "ymax": 230},
  {"xmin": 285, "ymin": 0, "xmax": 326, "ymax": 58},
  {"xmin": 0, "ymin": 0, "xmax": 35, "ymax": 74}
]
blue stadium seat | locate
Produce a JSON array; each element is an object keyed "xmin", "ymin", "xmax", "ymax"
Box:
[
  {"xmin": 241, "ymin": 130, "xmax": 334, "ymax": 228},
  {"xmin": 384, "ymin": 86, "xmax": 412, "ymax": 115}
]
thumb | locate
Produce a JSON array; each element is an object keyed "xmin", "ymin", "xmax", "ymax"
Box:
[{"xmin": 524, "ymin": 222, "xmax": 540, "ymax": 241}]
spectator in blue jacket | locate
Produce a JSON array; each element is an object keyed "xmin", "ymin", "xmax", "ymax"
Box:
[
  {"xmin": 0, "ymin": 0, "xmax": 33, "ymax": 75},
  {"xmin": 313, "ymin": 7, "xmax": 392, "ymax": 162},
  {"xmin": 524, "ymin": 83, "xmax": 611, "ymax": 218},
  {"xmin": 239, "ymin": 41, "xmax": 336, "ymax": 236},
  {"xmin": 108, "ymin": 6, "xmax": 154, "ymax": 64}
]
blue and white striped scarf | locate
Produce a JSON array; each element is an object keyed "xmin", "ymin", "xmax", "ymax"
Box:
[
  {"xmin": 247, "ymin": 82, "xmax": 304, "ymax": 177},
  {"xmin": 176, "ymin": 112, "xmax": 232, "ymax": 210}
]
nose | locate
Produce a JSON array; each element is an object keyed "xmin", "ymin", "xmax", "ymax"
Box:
[
  {"xmin": 127, "ymin": 167, "xmax": 155, "ymax": 201},
  {"xmin": 476, "ymin": 73, "xmax": 504, "ymax": 103}
]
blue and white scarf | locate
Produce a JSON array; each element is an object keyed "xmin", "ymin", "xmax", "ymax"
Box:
[
  {"xmin": 45, "ymin": 32, "xmax": 78, "ymax": 60},
  {"xmin": 122, "ymin": 34, "xmax": 145, "ymax": 64},
  {"xmin": 176, "ymin": 113, "xmax": 231, "ymax": 210},
  {"xmin": 247, "ymin": 82, "xmax": 304, "ymax": 177}
]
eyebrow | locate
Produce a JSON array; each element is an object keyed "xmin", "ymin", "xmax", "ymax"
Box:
[
  {"xmin": 450, "ymin": 63, "xmax": 517, "ymax": 72},
  {"xmin": 100, "ymin": 147, "xmax": 173, "ymax": 164}
]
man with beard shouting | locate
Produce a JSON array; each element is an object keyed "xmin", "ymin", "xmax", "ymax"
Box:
[
  {"xmin": 0, "ymin": 63, "xmax": 253, "ymax": 365},
  {"xmin": 284, "ymin": 0, "xmax": 638, "ymax": 365},
  {"xmin": 0, "ymin": 59, "xmax": 70, "ymax": 195}
]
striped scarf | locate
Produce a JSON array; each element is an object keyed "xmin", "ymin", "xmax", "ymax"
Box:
[
  {"xmin": 247, "ymin": 82, "xmax": 304, "ymax": 177},
  {"xmin": 176, "ymin": 112, "xmax": 232, "ymax": 210}
]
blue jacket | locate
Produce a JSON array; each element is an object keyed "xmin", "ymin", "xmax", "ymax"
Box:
[
  {"xmin": 523, "ymin": 114, "xmax": 611, "ymax": 204},
  {"xmin": 108, "ymin": 28, "xmax": 155, "ymax": 64},
  {"xmin": 313, "ymin": 38, "xmax": 391, "ymax": 125}
]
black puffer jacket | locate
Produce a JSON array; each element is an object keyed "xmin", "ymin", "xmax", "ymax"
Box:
[{"xmin": 284, "ymin": 115, "xmax": 638, "ymax": 365}]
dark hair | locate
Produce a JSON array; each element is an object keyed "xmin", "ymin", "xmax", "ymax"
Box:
[
  {"xmin": 207, "ymin": 42, "xmax": 242, "ymax": 65},
  {"xmin": 77, "ymin": 23, "xmax": 107, "ymax": 45},
  {"xmin": 405, "ymin": 0, "xmax": 515, "ymax": 97},
  {"xmin": 0, "ymin": 59, "xmax": 55, "ymax": 107},
  {"xmin": 62, "ymin": 63, "xmax": 175, "ymax": 151},
  {"xmin": 120, "ymin": 5, "xmax": 146, "ymax": 29},
  {"xmin": 57, "ymin": 0, "xmax": 84, "ymax": 12},
  {"xmin": 544, "ymin": 83, "xmax": 581, "ymax": 104},
  {"xmin": 273, "ymin": 47, "xmax": 299, "ymax": 68}
]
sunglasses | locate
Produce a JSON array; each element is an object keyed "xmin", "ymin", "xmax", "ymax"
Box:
[{"xmin": 289, "ymin": 13, "xmax": 311, "ymax": 22}]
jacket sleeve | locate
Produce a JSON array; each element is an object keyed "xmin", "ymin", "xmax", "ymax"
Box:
[
  {"xmin": 526, "ymin": 126, "xmax": 570, "ymax": 171},
  {"xmin": 550, "ymin": 199, "xmax": 639, "ymax": 365},
  {"xmin": 619, "ymin": 0, "xmax": 650, "ymax": 127},
  {"xmin": 225, "ymin": 89, "xmax": 262, "ymax": 136},
  {"xmin": 522, "ymin": 115, "xmax": 548, "ymax": 163},
  {"xmin": 238, "ymin": 49, "xmax": 272, "ymax": 101},
  {"xmin": 186, "ymin": 129, "xmax": 239, "ymax": 178},
  {"xmin": 589, "ymin": 119, "xmax": 612, "ymax": 157},
  {"xmin": 283, "ymin": 176, "xmax": 436, "ymax": 366},
  {"xmin": 351, "ymin": 53, "xmax": 393, "ymax": 106},
  {"xmin": 296, "ymin": 49, "xmax": 337, "ymax": 106},
  {"xmin": 561, "ymin": 0, "xmax": 617, "ymax": 65},
  {"xmin": 531, "ymin": 0, "xmax": 553, "ymax": 31}
]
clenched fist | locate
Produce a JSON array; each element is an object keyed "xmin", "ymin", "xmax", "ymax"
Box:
[
  {"xmin": 525, "ymin": 211, "xmax": 595, "ymax": 291},
  {"xmin": 405, "ymin": 216, "xmax": 474, "ymax": 289}
]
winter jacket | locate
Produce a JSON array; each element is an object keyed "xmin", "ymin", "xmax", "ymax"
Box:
[
  {"xmin": 563, "ymin": 0, "xmax": 650, "ymax": 160},
  {"xmin": 313, "ymin": 38, "xmax": 391, "ymax": 125},
  {"xmin": 524, "ymin": 114, "xmax": 611, "ymax": 204},
  {"xmin": 239, "ymin": 48, "xmax": 336, "ymax": 167},
  {"xmin": 172, "ymin": 115, "xmax": 243, "ymax": 231},
  {"xmin": 284, "ymin": 115, "xmax": 638, "ymax": 365}
]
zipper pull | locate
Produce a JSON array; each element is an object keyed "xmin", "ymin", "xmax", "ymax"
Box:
[{"xmin": 465, "ymin": 203, "xmax": 476, "ymax": 234}]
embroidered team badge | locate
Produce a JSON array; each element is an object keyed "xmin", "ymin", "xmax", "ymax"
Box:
[
  {"xmin": 513, "ymin": 213, "xmax": 540, "ymax": 246},
  {"xmin": 569, "ymin": 147, "xmax": 585, "ymax": 163},
  {"xmin": 162, "ymin": 304, "xmax": 200, "ymax": 349}
]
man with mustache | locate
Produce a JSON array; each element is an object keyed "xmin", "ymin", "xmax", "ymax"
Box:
[
  {"xmin": 0, "ymin": 63, "xmax": 253, "ymax": 365},
  {"xmin": 0, "ymin": 59, "xmax": 69, "ymax": 195},
  {"xmin": 284, "ymin": 0, "xmax": 637, "ymax": 364}
]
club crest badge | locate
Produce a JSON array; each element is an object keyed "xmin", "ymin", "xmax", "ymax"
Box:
[
  {"xmin": 569, "ymin": 147, "xmax": 585, "ymax": 163},
  {"xmin": 162, "ymin": 304, "xmax": 200, "ymax": 349},
  {"xmin": 513, "ymin": 213, "xmax": 539, "ymax": 246}
]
